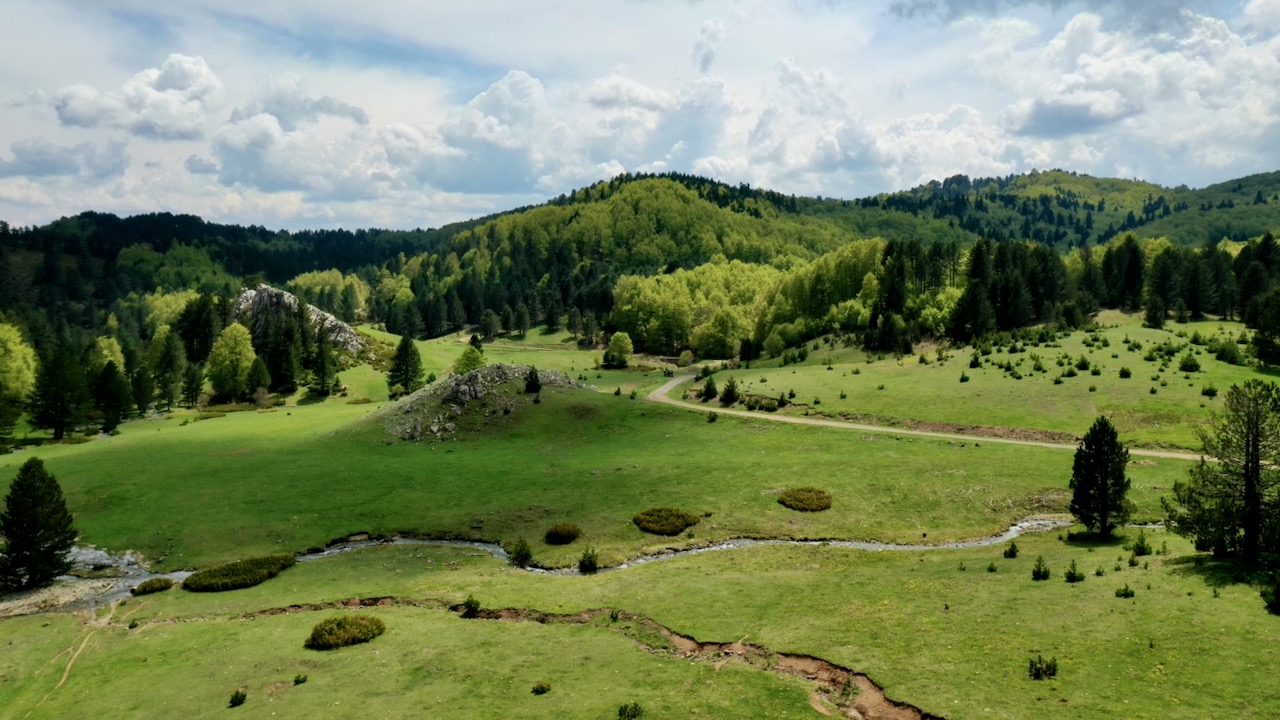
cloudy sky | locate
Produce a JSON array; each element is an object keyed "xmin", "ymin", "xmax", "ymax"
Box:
[{"xmin": 2, "ymin": 0, "xmax": 1278, "ymax": 230}]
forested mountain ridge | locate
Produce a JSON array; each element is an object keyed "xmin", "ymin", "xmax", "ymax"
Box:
[{"xmin": 3, "ymin": 168, "xmax": 1280, "ymax": 390}]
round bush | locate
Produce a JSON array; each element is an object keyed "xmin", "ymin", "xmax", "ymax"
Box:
[
  {"xmin": 304, "ymin": 614, "xmax": 386, "ymax": 651},
  {"xmin": 131, "ymin": 577, "xmax": 175, "ymax": 596},
  {"xmin": 545, "ymin": 523, "xmax": 582, "ymax": 545},
  {"xmin": 632, "ymin": 507, "xmax": 700, "ymax": 536},
  {"xmin": 777, "ymin": 487, "xmax": 833, "ymax": 512}
]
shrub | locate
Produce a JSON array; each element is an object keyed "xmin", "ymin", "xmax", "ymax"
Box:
[
  {"xmin": 461, "ymin": 594, "xmax": 481, "ymax": 618},
  {"xmin": 1179, "ymin": 353, "xmax": 1201, "ymax": 372},
  {"xmin": 578, "ymin": 546, "xmax": 599, "ymax": 574},
  {"xmin": 545, "ymin": 523, "xmax": 582, "ymax": 545},
  {"xmin": 1261, "ymin": 575, "xmax": 1280, "ymax": 615},
  {"xmin": 1031, "ymin": 555, "xmax": 1051, "ymax": 581},
  {"xmin": 131, "ymin": 577, "xmax": 175, "ymax": 596},
  {"xmin": 1119, "ymin": 367, "xmax": 1132, "ymax": 378},
  {"xmin": 1202, "ymin": 385, "xmax": 1218, "ymax": 398},
  {"xmin": 229, "ymin": 689, "xmax": 247, "ymax": 708},
  {"xmin": 777, "ymin": 487, "xmax": 833, "ymax": 512},
  {"xmin": 525, "ymin": 366, "xmax": 542, "ymax": 394},
  {"xmin": 1064, "ymin": 559, "xmax": 1085, "ymax": 583},
  {"xmin": 618, "ymin": 702, "xmax": 645, "ymax": 719},
  {"xmin": 183, "ymin": 555, "xmax": 296, "ymax": 592},
  {"xmin": 293, "ymin": 674, "xmax": 307, "ymax": 685},
  {"xmin": 633, "ymin": 507, "xmax": 700, "ymax": 536},
  {"xmin": 1003, "ymin": 542, "xmax": 1019, "ymax": 559},
  {"xmin": 1116, "ymin": 584, "xmax": 1136, "ymax": 598},
  {"xmin": 987, "ymin": 562, "xmax": 997, "ymax": 573},
  {"xmin": 1028, "ymin": 655, "xmax": 1058, "ymax": 680},
  {"xmin": 532, "ymin": 681, "xmax": 551, "ymax": 695},
  {"xmin": 706, "ymin": 411, "xmax": 717, "ymax": 423},
  {"xmin": 304, "ymin": 614, "xmax": 386, "ymax": 650},
  {"xmin": 1131, "ymin": 529, "xmax": 1153, "ymax": 557},
  {"xmin": 959, "ymin": 372, "xmax": 969, "ymax": 383},
  {"xmin": 508, "ymin": 538, "xmax": 533, "ymax": 567}
]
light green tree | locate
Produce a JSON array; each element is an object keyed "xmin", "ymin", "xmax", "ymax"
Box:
[
  {"xmin": 451, "ymin": 346, "xmax": 486, "ymax": 375},
  {"xmin": 0, "ymin": 323, "xmax": 37, "ymax": 438},
  {"xmin": 206, "ymin": 323, "xmax": 257, "ymax": 400}
]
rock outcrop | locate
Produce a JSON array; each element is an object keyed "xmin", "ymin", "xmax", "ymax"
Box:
[
  {"xmin": 234, "ymin": 284, "xmax": 367, "ymax": 355},
  {"xmin": 375, "ymin": 364, "xmax": 593, "ymax": 442}
]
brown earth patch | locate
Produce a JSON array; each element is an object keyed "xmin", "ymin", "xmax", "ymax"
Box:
[{"xmin": 830, "ymin": 412, "xmax": 1079, "ymax": 445}]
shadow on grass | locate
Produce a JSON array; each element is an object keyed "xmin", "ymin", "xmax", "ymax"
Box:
[
  {"xmin": 1063, "ymin": 529, "xmax": 1129, "ymax": 548},
  {"xmin": 1165, "ymin": 553, "xmax": 1266, "ymax": 588},
  {"xmin": 296, "ymin": 390, "xmax": 332, "ymax": 406}
]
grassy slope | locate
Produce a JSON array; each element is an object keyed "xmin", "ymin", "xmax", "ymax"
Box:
[{"xmin": 746, "ymin": 312, "xmax": 1260, "ymax": 449}]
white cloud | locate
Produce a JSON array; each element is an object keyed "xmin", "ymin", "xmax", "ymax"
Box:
[
  {"xmin": 691, "ymin": 19, "xmax": 725, "ymax": 74},
  {"xmin": 52, "ymin": 54, "xmax": 223, "ymax": 140},
  {"xmin": 0, "ymin": 138, "xmax": 128, "ymax": 179}
]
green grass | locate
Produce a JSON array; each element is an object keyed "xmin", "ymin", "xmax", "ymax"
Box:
[
  {"xmin": 746, "ymin": 312, "xmax": 1260, "ymax": 449},
  {"xmin": 0, "ymin": 383, "xmax": 1188, "ymax": 571},
  {"xmin": 7, "ymin": 530, "xmax": 1277, "ymax": 720}
]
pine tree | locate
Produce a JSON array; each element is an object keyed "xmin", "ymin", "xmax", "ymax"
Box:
[
  {"xmin": 1069, "ymin": 416, "xmax": 1133, "ymax": 538},
  {"xmin": 387, "ymin": 335, "xmax": 425, "ymax": 398},
  {"xmin": 130, "ymin": 363, "xmax": 154, "ymax": 419},
  {"xmin": 29, "ymin": 347, "xmax": 91, "ymax": 440},
  {"xmin": 246, "ymin": 357, "xmax": 272, "ymax": 395},
  {"xmin": 181, "ymin": 363, "xmax": 204, "ymax": 407},
  {"xmin": 0, "ymin": 458, "xmax": 78, "ymax": 591},
  {"xmin": 309, "ymin": 324, "xmax": 334, "ymax": 396},
  {"xmin": 95, "ymin": 361, "xmax": 132, "ymax": 432}
]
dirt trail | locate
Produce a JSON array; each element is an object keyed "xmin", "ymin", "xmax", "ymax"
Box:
[{"xmin": 648, "ymin": 375, "xmax": 1204, "ymax": 462}]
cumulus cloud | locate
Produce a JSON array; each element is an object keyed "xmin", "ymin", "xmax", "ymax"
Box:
[
  {"xmin": 0, "ymin": 138, "xmax": 128, "ymax": 179},
  {"xmin": 691, "ymin": 19, "xmax": 725, "ymax": 74},
  {"xmin": 890, "ymin": 0, "xmax": 1213, "ymax": 29},
  {"xmin": 229, "ymin": 80, "xmax": 369, "ymax": 132},
  {"xmin": 184, "ymin": 155, "xmax": 219, "ymax": 174},
  {"xmin": 51, "ymin": 54, "xmax": 223, "ymax": 140}
]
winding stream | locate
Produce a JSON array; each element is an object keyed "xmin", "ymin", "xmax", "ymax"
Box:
[{"xmin": 2, "ymin": 519, "xmax": 1070, "ymax": 615}]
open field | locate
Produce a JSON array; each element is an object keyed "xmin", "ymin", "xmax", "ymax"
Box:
[
  {"xmin": 741, "ymin": 312, "xmax": 1262, "ymax": 450},
  {"xmin": 3, "ymin": 529, "xmax": 1278, "ymax": 720}
]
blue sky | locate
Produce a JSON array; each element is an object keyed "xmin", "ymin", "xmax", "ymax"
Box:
[{"xmin": 1, "ymin": 0, "xmax": 1278, "ymax": 230}]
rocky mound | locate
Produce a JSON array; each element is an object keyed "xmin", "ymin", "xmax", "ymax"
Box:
[
  {"xmin": 234, "ymin": 284, "xmax": 367, "ymax": 355},
  {"xmin": 375, "ymin": 364, "xmax": 592, "ymax": 442}
]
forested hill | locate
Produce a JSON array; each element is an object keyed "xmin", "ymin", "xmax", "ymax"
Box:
[{"xmin": 4, "ymin": 169, "xmax": 1280, "ymax": 368}]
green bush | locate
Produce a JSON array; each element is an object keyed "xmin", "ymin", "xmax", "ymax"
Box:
[
  {"xmin": 1261, "ymin": 575, "xmax": 1280, "ymax": 615},
  {"xmin": 1119, "ymin": 367, "xmax": 1132, "ymax": 378},
  {"xmin": 1031, "ymin": 555, "xmax": 1051, "ymax": 581},
  {"xmin": 1202, "ymin": 385, "xmax": 1218, "ymax": 398},
  {"xmin": 183, "ymin": 555, "xmax": 296, "ymax": 593},
  {"xmin": 293, "ymin": 674, "xmax": 307, "ymax": 685},
  {"xmin": 1028, "ymin": 655, "xmax": 1058, "ymax": 680},
  {"xmin": 632, "ymin": 507, "xmax": 700, "ymax": 536},
  {"xmin": 228, "ymin": 689, "xmax": 247, "ymax": 708},
  {"xmin": 1064, "ymin": 559, "xmax": 1085, "ymax": 583},
  {"xmin": 544, "ymin": 523, "xmax": 582, "ymax": 545},
  {"xmin": 1131, "ymin": 529, "xmax": 1153, "ymax": 557},
  {"xmin": 1179, "ymin": 353, "xmax": 1201, "ymax": 372},
  {"xmin": 532, "ymin": 681, "xmax": 551, "ymax": 695},
  {"xmin": 304, "ymin": 614, "xmax": 386, "ymax": 650},
  {"xmin": 618, "ymin": 702, "xmax": 645, "ymax": 719},
  {"xmin": 461, "ymin": 594, "xmax": 481, "ymax": 618},
  {"xmin": 1116, "ymin": 584, "xmax": 1136, "ymax": 599},
  {"xmin": 1003, "ymin": 541, "xmax": 1019, "ymax": 559},
  {"xmin": 777, "ymin": 487, "xmax": 833, "ymax": 512},
  {"xmin": 131, "ymin": 577, "xmax": 175, "ymax": 596},
  {"xmin": 508, "ymin": 538, "xmax": 533, "ymax": 567},
  {"xmin": 578, "ymin": 546, "xmax": 599, "ymax": 574}
]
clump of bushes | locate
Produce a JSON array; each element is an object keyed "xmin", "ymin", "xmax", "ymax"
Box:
[
  {"xmin": 507, "ymin": 538, "xmax": 533, "ymax": 567},
  {"xmin": 1028, "ymin": 655, "xmax": 1058, "ymax": 680},
  {"xmin": 304, "ymin": 614, "xmax": 386, "ymax": 650},
  {"xmin": 131, "ymin": 577, "xmax": 175, "ymax": 596},
  {"xmin": 1031, "ymin": 556, "xmax": 1051, "ymax": 581},
  {"xmin": 578, "ymin": 546, "xmax": 599, "ymax": 574},
  {"xmin": 293, "ymin": 674, "xmax": 307, "ymax": 685},
  {"xmin": 1116, "ymin": 584, "xmax": 1136, "ymax": 599},
  {"xmin": 229, "ymin": 689, "xmax": 247, "ymax": 708},
  {"xmin": 545, "ymin": 523, "xmax": 582, "ymax": 545},
  {"xmin": 777, "ymin": 487, "xmax": 833, "ymax": 512},
  {"xmin": 183, "ymin": 555, "xmax": 296, "ymax": 593},
  {"xmin": 633, "ymin": 507, "xmax": 700, "ymax": 536}
]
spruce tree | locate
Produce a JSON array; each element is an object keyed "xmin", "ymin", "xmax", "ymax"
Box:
[
  {"xmin": 0, "ymin": 458, "xmax": 78, "ymax": 591},
  {"xmin": 387, "ymin": 335, "xmax": 425, "ymax": 398},
  {"xmin": 309, "ymin": 324, "xmax": 334, "ymax": 396},
  {"xmin": 1069, "ymin": 416, "xmax": 1133, "ymax": 538},
  {"xmin": 29, "ymin": 347, "xmax": 91, "ymax": 440},
  {"xmin": 182, "ymin": 363, "xmax": 204, "ymax": 407}
]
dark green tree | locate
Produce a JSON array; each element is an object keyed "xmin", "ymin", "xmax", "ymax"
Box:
[
  {"xmin": 181, "ymin": 363, "xmax": 204, "ymax": 407},
  {"xmin": 1069, "ymin": 416, "xmax": 1133, "ymax": 538},
  {"xmin": 0, "ymin": 458, "xmax": 78, "ymax": 591},
  {"xmin": 387, "ymin": 335, "xmax": 425, "ymax": 398},
  {"xmin": 130, "ymin": 363, "xmax": 154, "ymax": 419},
  {"xmin": 720, "ymin": 376, "xmax": 740, "ymax": 406},
  {"xmin": 524, "ymin": 366, "xmax": 542, "ymax": 394},
  {"xmin": 480, "ymin": 309, "xmax": 502, "ymax": 340},
  {"xmin": 153, "ymin": 329, "xmax": 187, "ymax": 411},
  {"xmin": 95, "ymin": 361, "xmax": 132, "ymax": 432},
  {"xmin": 1165, "ymin": 380, "xmax": 1280, "ymax": 561},
  {"xmin": 701, "ymin": 376, "xmax": 718, "ymax": 401},
  {"xmin": 309, "ymin": 324, "xmax": 335, "ymax": 396},
  {"xmin": 516, "ymin": 303, "xmax": 531, "ymax": 338},
  {"xmin": 1251, "ymin": 289, "xmax": 1280, "ymax": 366},
  {"xmin": 246, "ymin": 357, "xmax": 271, "ymax": 395},
  {"xmin": 29, "ymin": 348, "xmax": 91, "ymax": 440}
]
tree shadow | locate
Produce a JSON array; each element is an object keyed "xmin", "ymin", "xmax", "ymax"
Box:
[
  {"xmin": 295, "ymin": 391, "xmax": 330, "ymax": 406},
  {"xmin": 1165, "ymin": 553, "xmax": 1265, "ymax": 588},
  {"xmin": 1062, "ymin": 529, "xmax": 1129, "ymax": 548}
]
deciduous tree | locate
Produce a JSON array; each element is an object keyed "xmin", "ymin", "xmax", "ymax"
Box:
[{"xmin": 206, "ymin": 323, "xmax": 257, "ymax": 401}]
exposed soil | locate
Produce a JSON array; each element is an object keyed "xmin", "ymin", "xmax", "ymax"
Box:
[{"xmin": 462, "ymin": 606, "xmax": 944, "ymax": 720}]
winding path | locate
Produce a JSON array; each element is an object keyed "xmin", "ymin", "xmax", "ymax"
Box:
[{"xmin": 647, "ymin": 374, "xmax": 1204, "ymax": 461}]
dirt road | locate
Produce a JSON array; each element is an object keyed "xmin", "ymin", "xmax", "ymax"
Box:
[{"xmin": 647, "ymin": 375, "xmax": 1205, "ymax": 462}]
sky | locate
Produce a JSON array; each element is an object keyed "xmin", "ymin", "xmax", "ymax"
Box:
[{"xmin": 1, "ymin": 0, "xmax": 1279, "ymax": 231}]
